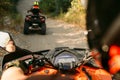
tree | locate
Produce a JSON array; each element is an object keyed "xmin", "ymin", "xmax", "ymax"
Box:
[
  {"xmin": 0, "ymin": 0, "xmax": 18, "ymax": 26},
  {"xmin": 55, "ymin": 0, "xmax": 72, "ymax": 15},
  {"xmin": 0, "ymin": 0, "xmax": 12, "ymax": 17},
  {"xmin": 39, "ymin": 0, "xmax": 72, "ymax": 15}
]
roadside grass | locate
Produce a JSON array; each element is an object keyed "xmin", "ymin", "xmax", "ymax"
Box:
[
  {"xmin": 55, "ymin": 10, "xmax": 86, "ymax": 30},
  {"xmin": 1, "ymin": 14, "xmax": 23, "ymax": 33},
  {"xmin": 12, "ymin": 14, "xmax": 23, "ymax": 26},
  {"xmin": 65, "ymin": 10, "xmax": 86, "ymax": 29},
  {"xmin": 54, "ymin": 1, "xmax": 86, "ymax": 30}
]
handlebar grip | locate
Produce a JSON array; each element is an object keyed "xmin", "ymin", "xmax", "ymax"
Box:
[{"xmin": 3, "ymin": 60, "xmax": 29, "ymax": 74}]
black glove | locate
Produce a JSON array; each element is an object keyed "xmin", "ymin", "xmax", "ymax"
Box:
[{"xmin": 3, "ymin": 60, "xmax": 29, "ymax": 74}]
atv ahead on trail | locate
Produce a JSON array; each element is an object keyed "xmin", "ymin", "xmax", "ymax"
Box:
[{"xmin": 23, "ymin": 14, "xmax": 46, "ymax": 35}]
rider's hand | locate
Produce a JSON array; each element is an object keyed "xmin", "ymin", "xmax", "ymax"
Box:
[
  {"xmin": 1, "ymin": 67, "xmax": 71, "ymax": 80},
  {"xmin": 5, "ymin": 40, "xmax": 16, "ymax": 53},
  {"xmin": 1, "ymin": 67, "xmax": 27, "ymax": 80}
]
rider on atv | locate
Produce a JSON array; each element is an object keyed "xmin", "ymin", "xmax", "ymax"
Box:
[
  {"xmin": 24, "ymin": 1, "xmax": 46, "ymax": 35},
  {"xmin": 27, "ymin": 1, "xmax": 42, "ymax": 15}
]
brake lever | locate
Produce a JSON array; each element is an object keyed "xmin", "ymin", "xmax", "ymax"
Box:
[
  {"xmin": 32, "ymin": 49, "xmax": 50, "ymax": 56},
  {"xmin": 77, "ymin": 51, "xmax": 93, "ymax": 66},
  {"xmin": 83, "ymin": 56, "xmax": 93, "ymax": 65}
]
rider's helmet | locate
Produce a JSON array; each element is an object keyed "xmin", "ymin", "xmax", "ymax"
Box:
[
  {"xmin": 86, "ymin": 0, "xmax": 120, "ymax": 74},
  {"xmin": 31, "ymin": 1, "xmax": 40, "ymax": 14},
  {"xmin": 34, "ymin": 1, "xmax": 39, "ymax": 6},
  {"xmin": 33, "ymin": 1, "xmax": 39, "ymax": 9}
]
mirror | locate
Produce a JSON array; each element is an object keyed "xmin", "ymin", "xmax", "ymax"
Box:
[{"xmin": 0, "ymin": 31, "xmax": 11, "ymax": 48}]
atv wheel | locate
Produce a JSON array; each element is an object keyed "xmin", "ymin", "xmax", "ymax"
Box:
[
  {"xmin": 24, "ymin": 22, "xmax": 30, "ymax": 35},
  {"xmin": 40, "ymin": 23, "xmax": 46, "ymax": 35}
]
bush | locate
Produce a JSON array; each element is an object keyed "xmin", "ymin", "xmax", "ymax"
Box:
[
  {"xmin": 63, "ymin": 0, "xmax": 86, "ymax": 29},
  {"xmin": 0, "ymin": 0, "xmax": 20, "ymax": 28},
  {"xmin": 39, "ymin": 0, "xmax": 72, "ymax": 15},
  {"xmin": 39, "ymin": 0, "xmax": 55, "ymax": 14}
]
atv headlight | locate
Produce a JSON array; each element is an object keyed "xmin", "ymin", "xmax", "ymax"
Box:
[{"xmin": 54, "ymin": 54, "xmax": 77, "ymax": 70}]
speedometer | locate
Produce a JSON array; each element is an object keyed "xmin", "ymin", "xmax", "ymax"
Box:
[{"xmin": 53, "ymin": 51, "xmax": 79, "ymax": 70}]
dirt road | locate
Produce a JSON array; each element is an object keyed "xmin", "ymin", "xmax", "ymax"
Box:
[{"xmin": 16, "ymin": 0, "xmax": 88, "ymax": 52}]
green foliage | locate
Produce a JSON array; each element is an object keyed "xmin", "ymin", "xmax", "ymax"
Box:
[
  {"xmin": 0, "ymin": 0, "xmax": 19, "ymax": 26},
  {"xmin": 67, "ymin": 0, "xmax": 86, "ymax": 16},
  {"xmin": 39, "ymin": 0, "xmax": 72, "ymax": 15},
  {"xmin": 0, "ymin": 0, "xmax": 19, "ymax": 16},
  {"xmin": 64, "ymin": 0, "xmax": 86, "ymax": 28},
  {"xmin": 39, "ymin": 0, "xmax": 55, "ymax": 14},
  {"xmin": 54, "ymin": 0, "xmax": 72, "ymax": 14},
  {"xmin": 0, "ymin": 0, "xmax": 11, "ymax": 16}
]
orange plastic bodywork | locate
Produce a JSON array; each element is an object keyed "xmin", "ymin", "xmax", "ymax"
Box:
[
  {"xmin": 28, "ymin": 65, "xmax": 112, "ymax": 80},
  {"xmin": 82, "ymin": 66, "xmax": 112, "ymax": 80},
  {"xmin": 108, "ymin": 45, "xmax": 120, "ymax": 74}
]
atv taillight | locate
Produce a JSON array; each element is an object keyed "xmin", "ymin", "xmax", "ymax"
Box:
[
  {"xmin": 40, "ymin": 17, "xmax": 42, "ymax": 18},
  {"xmin": 25, "ymin": 16, "xmax": 31, "ymax": 21},
  {"xmin": 39, "ymin": 17, "xmax": 45, "ymax": 22},
  {"xmin": 41, "ymin": 18, "xmax": 45, "ymax": 22},
  {"xmin": 26, "ymin": 17, "xmax": 30, "ymax": 20}
]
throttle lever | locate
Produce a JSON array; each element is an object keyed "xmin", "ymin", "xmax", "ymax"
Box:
[{"xmin": 28, "ymin": 55, "xmax": 45, "ymax": 73}]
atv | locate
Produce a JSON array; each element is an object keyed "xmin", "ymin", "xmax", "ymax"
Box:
[{"xmin": 23, "ymin": 14, "xmax": 46, "ymax": 35}]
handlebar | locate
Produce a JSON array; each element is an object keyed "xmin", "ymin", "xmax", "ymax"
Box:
[{"xmin": 2, "ymin": 47, "xmax": 96, "ymax": 74}]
